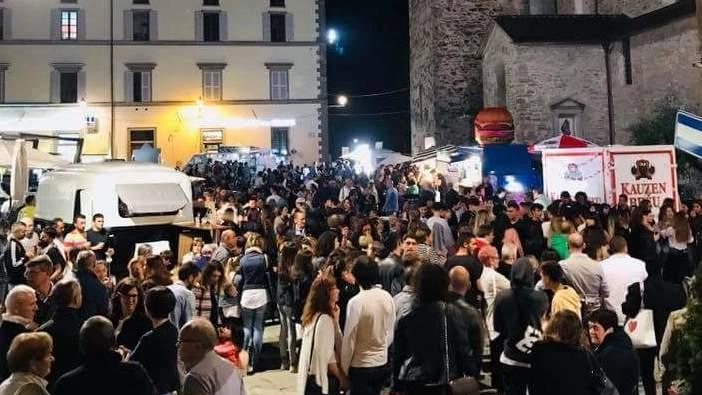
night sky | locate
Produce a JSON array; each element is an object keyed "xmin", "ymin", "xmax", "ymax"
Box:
[{"xmin": 326, "ymin": 0, "xmax": 411, "ymax": 157}]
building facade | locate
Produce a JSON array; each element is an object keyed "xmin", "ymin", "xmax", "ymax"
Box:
[
  {"xmin": 410, "ymin": 0, "xmax": 702, "ymax": 149},
  {"xmin": 0, "ymin": 0, "xmax": 328, "ymax": 166}
]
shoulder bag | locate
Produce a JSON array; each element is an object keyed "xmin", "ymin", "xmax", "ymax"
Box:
[
  {"xmin": 443, "ymin": 303, "xmax": 480, "ymax": 395},
  {"xmin": 585, "ymin": 350, "xmax": 620, "ymax": 395},
  {"xmin": 624, "ymin": 308, "xmax": 657, "ymax": 349}
]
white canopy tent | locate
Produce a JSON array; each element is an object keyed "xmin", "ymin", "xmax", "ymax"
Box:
[
  {"xmin": 377, "ymin": 152, "xmax": 412, "ymax": 166},
  {"xmin": 0, "ymin": 140, "xmax": 70, "ymax": 169}
]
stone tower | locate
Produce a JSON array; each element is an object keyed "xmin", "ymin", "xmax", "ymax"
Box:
[{"xmin": 409, "ymin": 0, "xmax": 517, "ymax": 154}]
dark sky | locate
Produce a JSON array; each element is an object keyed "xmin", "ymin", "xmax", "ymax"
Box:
[{"xmin": 326, "ymin": 0, "xmax": 410, "ymax": 157}]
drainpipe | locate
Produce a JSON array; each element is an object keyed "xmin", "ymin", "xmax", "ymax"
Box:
[
  {"xmin": 603, "ymin": 40, "xmax": 616, "ymax": 145},
  {"xmin": 109, "ymin": 0, "xmax": 115, "ymax": 158}
]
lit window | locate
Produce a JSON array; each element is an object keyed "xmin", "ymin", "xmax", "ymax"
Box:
[{"xmin": 61, "ymin": 10, "xmax": 78, "ymax": 40}]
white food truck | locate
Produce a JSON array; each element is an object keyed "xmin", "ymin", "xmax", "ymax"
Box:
[
  {"xmin": 542, "ymin": 145, "xmax": 678, "ymax": 213},
  {"xmin": 34, "ymin": 162, "xmax": 194, "ymax": 277}
]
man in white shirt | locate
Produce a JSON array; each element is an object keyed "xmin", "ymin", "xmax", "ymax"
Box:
[
  {"xmin": 559, "ymin": 233, "xmax": 610, "ymax": 314},
  {"xmin": 599, "ymin": 236, "xmax": 648, "ymax": 325},
  {"xmin": 342, "ymin": 256, "xmax": 394, "ymax": 395}
]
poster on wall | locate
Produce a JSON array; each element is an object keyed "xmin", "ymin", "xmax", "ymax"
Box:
[
  {"xmin": 608, "ymin": 146, "xmax": 677, "ymax": 214},
  {"xmin": 543, "ymin": 149, "xmax": 606, "ymax": 203}
]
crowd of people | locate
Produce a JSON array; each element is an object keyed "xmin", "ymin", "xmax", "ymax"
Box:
[{"xmin": 0, "ymin": 156, "xmax": 699, "ymax": 395}]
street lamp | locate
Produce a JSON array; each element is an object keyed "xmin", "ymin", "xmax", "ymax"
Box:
[
  {"xmin": 327, "ymin": 29, "xmax": 339, "ymax": 45},
  {"xmin": 337, "ymin": 95, "xmax": 348, "ymax": 107}
]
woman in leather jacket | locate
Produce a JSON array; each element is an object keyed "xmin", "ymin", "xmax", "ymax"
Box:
[{"xmin": 392, "ymin": 264, "xmax": 477, "ymax": 395}]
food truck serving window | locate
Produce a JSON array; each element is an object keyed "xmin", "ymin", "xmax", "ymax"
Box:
[{"xmin": 117, "ymin": 183, "xmax": 189, "ymax": 217}]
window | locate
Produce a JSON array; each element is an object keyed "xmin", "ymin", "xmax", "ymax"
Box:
[
  {"xmin": 129, "ymin": 129, "xmax": 155, "ymax": 160},
  {"xmin": 270, "ymin": 13, "xmax": 286, "ymax": 42},
  {"xmin": 132, "ymin": 10, "xmax": 150, "ymax": 41},
  {"xmin": 133, "ymin": 0, "xmax": 149, "ymax": 4},
  {"xmin": 198, "ymin": 63, "xmax": 226, "ymax": 101},
  {"xmin": 59, "ymin": 71, "xmax": 78, "ymax": 103},
  {"xmin": 623, "ymin": 38, "xmax": 632, "ymax": 85},
  {"xmin": 270, "ymin": 0, "xmax": 285, "ymax": 7},
  {"xmin": 60, "ymin": 0, "xmax": 78, "ymax": 3},
  {"xmin": 266, "ymin": 64, "xmax": 291, "ymax": 100},
  {"xmin": 271, "ymin": 127, "xmax": 289, "ymax": 154},
  {"xmin": 0, "ymin": 64, "xmax": 7, "ymax": 103},
  {"xmin": 203, "ymin": 12, "xmax": 220, "ymax": 41},
  {"xmin": 51, "ymin": 63, "xmax": 84, "ymax": 104},
  {"xmin": 0, "ymin": 8, "xmax": 4, "ymax": 40},
  {"xmin": 132, "ymin": 71, "xmax": 151, "ymax": 102},
  {"xmin": 203, "ymin": 70, "xmax": 221, "ymax": 100},
  {"xmin": 125, "ymin": 63, "xmax": 155, "ymax": 102},
  {"xmin": 61, "ymin": 10, "xmax": 78, "ymax": 40},
  {"xmin": 203, "ymin": 0, "xmax": 219, "ymax": 5}
]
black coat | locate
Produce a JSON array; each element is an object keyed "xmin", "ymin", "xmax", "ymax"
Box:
[
  {"xmin": 75, "ymin": 268, "xmax": 109, "ymax": 321},
  {"xmin": 0, "ymin": 320, "xmax": 29, "ymax": 381},
  {"xmin": 54, "ymin": 351, "xmax": 155, "ymax": 395},
  {"xmin": 529, "ymin": 342, "xmax": 593, "ymax": 395},
  {"xmin": 392, "ymin": 302, "xmax": 477, "ymax": 391},
  {"xmin": 39, "ymin": 307, "xmax": 84, "ymax": 392},
  {"xmin": 594, "ymin": 328, "xmax": 640, "ymax": 395},
  {"xmin": 622, "ymin": 276, "xmax": 686, "ymax": 344},
  {"xmin": 130, "ymin": 321, "xmax": 180, "ymax": 394},
  {"xmin": 116, "ymin": 313, "xmax": 153, "ymax": 350}
]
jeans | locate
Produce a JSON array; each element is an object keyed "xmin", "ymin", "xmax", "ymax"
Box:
[
  {"xmin": 278, "ymin": 304, "xmax": 298, "ymax": 368},
  {"xmin": 242, "ymin": 304, "xmax": 267, "ymax": 370},
  {"xmin": 348, "ymin": 365, "xmax": 388, "ymax": 395}
]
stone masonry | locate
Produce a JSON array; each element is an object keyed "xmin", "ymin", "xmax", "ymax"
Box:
[
  {"xmin": 409, "ymin": 0, "xmax": 515, "ymax": 154},
  {"xmin": 482, "ymin": 27, "xmax": 611, "ymax": 145}
]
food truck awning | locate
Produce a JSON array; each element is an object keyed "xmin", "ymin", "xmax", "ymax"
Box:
[{"xmin": 117, "ymin": 183, "xmax": 189, "ymax": 214}]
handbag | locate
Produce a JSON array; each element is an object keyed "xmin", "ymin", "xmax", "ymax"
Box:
[
  {"xmin": 623, "ymin": 308, "xmax": 657, "ymax": 349},
  {"xmin": 442, "ymin": 303, "xmax": 480, "ymax": 395},
  {"xmin": 585, "ymin": 351, "xmax": 620, "ymax": 395}
]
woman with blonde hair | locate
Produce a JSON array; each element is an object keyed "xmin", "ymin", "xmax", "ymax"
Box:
[
  {"xmin": 297, "ymin": 269, "xmax": 348, "ymax": 395},
  {"xmin": 0, "ymin": 333, "xmax": 53, "ymax": 395},
  {"xmin": 502, "ymin": 228, "xmax": 524, "ymax": 257},
  {"xmin": 238, "ymin": 232, "xmax": 271, "ymax": 374},
  {"xmin": 472, "ymin": 208, "xmax": 491, "ymax": 236}
]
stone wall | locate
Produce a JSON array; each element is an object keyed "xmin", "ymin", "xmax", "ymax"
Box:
[
  {"xmin": 610, "ymin": 15, "xmax": 702, "ymax": 143},
  {"xmin": 483, "ymin": 27, "xmax": 611, "ymax": 145},
  {"xmin": 409, "ymin": 0, "xmax": 436, "ymax": 153},
  {"xmin": 408, "ymin": 0, "xmax": 514, "ymax": 153},
  {"xmin": 598, "ymin": 0, "xmax": 676, "ymax": 16},
  {"xmin": 556, "ymin": 0, "xmax": 598, "ymax": 14}
]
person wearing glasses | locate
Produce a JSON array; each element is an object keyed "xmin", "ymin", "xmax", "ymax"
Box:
[{"xmin": 178, "ymin": 318, "xmax": 245, "ymax": 395}]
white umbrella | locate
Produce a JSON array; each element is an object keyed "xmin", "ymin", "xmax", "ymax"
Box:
[
  {"xmin": 0, "ymin": 140, "xmax": 70, "ymax": 169},
  {"xmin": 10, "ymin": 139, "xmax": 28, "ymax": 209},
  {"xmin": 377, "ymin": 152, "xmax": 412, "ymax": 166}
]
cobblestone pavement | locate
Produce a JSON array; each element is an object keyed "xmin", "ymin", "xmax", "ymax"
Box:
[{"xmin": 242, "ymin": 325, "xmax": 298, "ymax": 395}]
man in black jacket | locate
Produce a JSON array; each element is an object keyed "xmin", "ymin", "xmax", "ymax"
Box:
[
  {"xmin": 24, "ymin": 255, "xmax": 56, "ymax": 325},
  {"xmin": 588, "ymin": 309, "xmax": 640, "ymax": 395},
  {"xmin": 39, "ymin": 280, "xmax": 84, "ymax": 392},
  {"xmin": 494, "ymin": 257, "xmax": 549, "ymax": 395},
  {"xmin": 0, "ymin": 285, "xmax": 37, "ymax": 381},
  {"xmin": 130, "ymin": 286, "xmax": 180, "ymax": 395},
  {"xmin": 3, "ymin": 222, "xmax": 32, "ymax": 287},
  {"xmin": 447, "ymin": 266, "xmax": 484, "ymax": 373},
  {"xmin": 54, "ymin": 316, "xmax": 155, "ymax": 395},
  {"xmin": 74, "ymin": 250, "xmax": 109, "ymax": 320}
]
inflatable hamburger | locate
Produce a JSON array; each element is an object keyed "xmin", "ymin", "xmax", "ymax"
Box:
[{"xmin": 474, "ymin": 107, "xmax": 515, "ymax": 145}]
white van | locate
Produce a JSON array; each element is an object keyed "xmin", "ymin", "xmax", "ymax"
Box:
[{"xmin": 34, "ymin": 162, "xmax": 194, "ymax": 277}]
